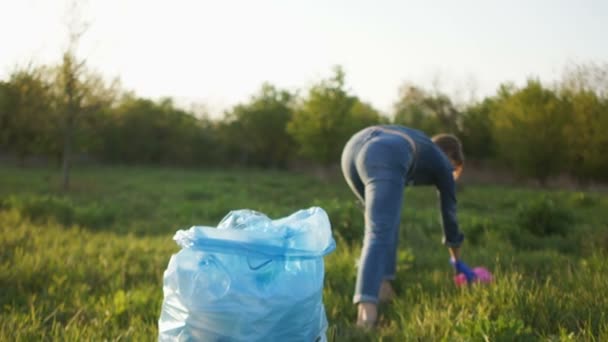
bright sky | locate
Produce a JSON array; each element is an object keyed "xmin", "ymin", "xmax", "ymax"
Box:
[{"xmin": 1, "ymin": 0, "xmax": 607, "ymax": 116}]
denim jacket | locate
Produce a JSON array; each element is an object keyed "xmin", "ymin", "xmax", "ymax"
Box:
[{"xmin": 379, "ymin": 125, "xmax": 464, "ymax": 247}]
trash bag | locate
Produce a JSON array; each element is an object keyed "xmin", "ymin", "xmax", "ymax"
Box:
[{"xmin": 158, "ymin": 207, "xmax": 336, "ymax": 342}]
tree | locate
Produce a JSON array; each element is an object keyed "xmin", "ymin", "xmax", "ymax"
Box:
[
  {"xmin": 0, "ymin": 66, "xmax": 54, "ymax": 164},
  {"xmin": 288, "ymin": 66, "xmax": 382, "ymax": 165},
  {"xmin": 0, "ymin": 82, "xmax": 10, "ymax": 146},
  {"xmin": 561, "ymin": 90, "xmax": 608, "ymax": 182},
  {"xmin": 98, "ymin": 96, "xmax": 208, "ymax": 165},
  {"xmin": 460, "ymin": 98, "xmax": 496, "ymax": 160},
  {"xmin": 492, "ymin": 80, "xmax": 568, "ymax": 184},
  {"xmin": 54, "ymin": 52, "xmax": 117, "ymax": 189},
  {"xmin": 561, "ymin": 61, "xmax": 608, "ymax": 99},
  {"xmin": 53, "ymin": 0, "xmax": 119, "ymax": 190},
  {"xmin": 351, "ymin": 100, "xmax": 389, "ymax": 128},
  {"xmin": 220, "ymin": 83, "xmax": 296, "ymax": 168},
  {"xmin": 393, "ymin": 84, "xmax": 437, "ymax": 132},
  {"xmin": 559, "ymin": 62, "xmax": 608, "ymax": 182},
  {"xmin": 392, "ymin": 83, "xmax": 461, "ymax": 135}
]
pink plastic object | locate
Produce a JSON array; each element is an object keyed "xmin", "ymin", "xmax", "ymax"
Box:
[{"xmin": 453, "ymin": 267, "xmax": 493, "ymax": 286}]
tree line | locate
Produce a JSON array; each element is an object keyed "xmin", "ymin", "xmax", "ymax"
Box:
[{"xmin": 1, "ymin": 61, "xmax": 607, "ymax": 185}]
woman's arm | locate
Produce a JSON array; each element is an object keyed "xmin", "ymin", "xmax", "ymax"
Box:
[
  {"xmin": 448, "ymin": 246, "xmax": 460, "ymax": 260},
  {"xmin": 437, "ymin": 175, "xmax": 464, "ymax": 248}
]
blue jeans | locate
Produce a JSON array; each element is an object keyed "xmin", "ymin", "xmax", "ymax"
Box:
[{"xmin": 341, "ymin": 127, "xmax": 415, "ymax": 304}]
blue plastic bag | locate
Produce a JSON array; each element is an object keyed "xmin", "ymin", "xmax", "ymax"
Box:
[{"xmin": 158, "ymin": 207, "xmax": 336, "ymax": 341}]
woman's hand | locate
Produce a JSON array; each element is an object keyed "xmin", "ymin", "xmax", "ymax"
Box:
[
  {"xmin": 448, "ymin": 247, "xmax": 477, "ymax": 283},
  {"xmin": 450, "ymin": 258, "xmax": 477, "ymax": 283}
]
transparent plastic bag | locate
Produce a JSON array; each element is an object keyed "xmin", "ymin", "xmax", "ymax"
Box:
[{"xmin": 158, "ymin": 207, "xmax": 335, "ymax": 341}]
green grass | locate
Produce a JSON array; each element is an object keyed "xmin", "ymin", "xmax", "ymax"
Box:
[{"xmin": 1, "ymin": 165, "xmax": 607, "ymax": 341}]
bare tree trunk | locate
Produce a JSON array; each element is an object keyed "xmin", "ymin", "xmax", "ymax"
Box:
[{"xmin": 59, "ymin": 0, "xmax": 89, "ymax": 192}]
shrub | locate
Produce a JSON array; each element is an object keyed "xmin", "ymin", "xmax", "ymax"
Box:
[
  {"xmin": 570, "ymin": 192, "xmax": 598, "ymax": 208},
  {"xmin": 0, "ymin": 195, "xmax": 117, "ymax": 229},
  {"xmin": 516, "ymin": 197, "xmax": 575, "ymax": 237},
  {"xmin": 459, "ymin": 215, "xmax": 492, "ymax": 245}
]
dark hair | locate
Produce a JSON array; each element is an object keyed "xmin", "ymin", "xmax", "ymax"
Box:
[{"xmin": 432, "ymin": 134, "xmax": 464, "ymax": 166}]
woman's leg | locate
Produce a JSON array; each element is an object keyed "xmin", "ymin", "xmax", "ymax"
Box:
[
  {"xmin": 353, "ymin": 135, "xmax": 410, "ymax": 304},
  {"xmin": 342, "ymin": 129, "xmax": 412, "ymax": 325},
  {"xmin": 379, "ymin": 214, "xmax": 401, "ymax": 302},
  {"xmin": 353, "ymin": 176, "xmax": 405, "ymax": 304},
  {"xmin": 384, "ymin": 216, "xmax": 400, "ymax": 281}
]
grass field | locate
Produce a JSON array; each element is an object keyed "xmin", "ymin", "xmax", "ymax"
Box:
[{"xmin": 1, "ymin": 165, "xmax": 607, "ymax": 341}]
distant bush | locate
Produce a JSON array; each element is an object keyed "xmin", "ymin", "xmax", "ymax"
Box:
[
  {"xmin": 570, "ymin": 192, "xmax": 598, "ymax": 208},
  {"xmin": 516, "ymin": 197, "xmax": 575, "ymax": 237},
  {"xmin": 2, "ymin": 195, "xmax": 74, "ymax": 225},
  {"xmin": 506, "ymin": 228, "xmax": 580, "ymax": 255},
  {"xmin": 0, "ymin": 195, "xmax": 117, "ymax": 229},
  {"xmin": 459, "ymin": 215, "xmax": 492, "ymax": 245}
]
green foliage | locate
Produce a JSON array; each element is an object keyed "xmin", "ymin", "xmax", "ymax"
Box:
[
  {"xmin": 0, "ymin": 67, "xmax": 55, "ymax": 161},
  {"xmin": 98, "ymin": 97, "xmax": 210, "ymax": 165},
  {"xmin": 492, "ymin": 80, "xmax": 569, "ymax": 183},
  {"xmin": 53, "ymin": 51, "xmax": 120, "ymax": 190},
  {"xmin": 313, "ymin": 197, "xmax": 362, "ymax": 245},
  {"xmin": 0, "ymin": 195, "xmax": 117, "ymax": 229},
  {"xmin": 458, "ymin": 214, "xmax": 493, "ymax": 245},
  {"xmin": 1, "ymin": 166, "xmax": 607, "ymax": 340},
  {"xmin": 0, "ymin": 58, "xmax": 118, "ymax": 177},
  {"xmin": 220, "ymin": 83, "xmax": 296, "ymax": 168},
  {"xmin": 2, "ymin": 60, "xmax": 608, "ymax": 183},
  {"xmin": 569, "ymin": 191, "xmax": 598, "ymax": 208},
  {"xmin": 460, "ymin": 98, "xmax": 496, "ymax": 160},
  {"xmin": 559, "ymin": 64, "xmax": 608, "ymax": 182},
  {"xmin": 454, "ymin": 314, "xmax": 535, "ymax": 342},
  {"xmin": 0, "ymin": 81, "xmax": 9, "ymax": 142},
  {"xmin": 288, "ymin": 66, "xmax": 382, "ymax": 164},
  {"xmin": 516, "ymin": 196, "xmax": 575, "ymax": 237},
  {"xmin": 392, "ymin": 84, "xmax": 460, "ymax": 136}
]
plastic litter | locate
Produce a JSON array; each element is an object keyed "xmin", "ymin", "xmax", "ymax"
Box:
[
  {"xmin": 158, "ymin": 207, "xmax": 336, "ymax": 341},
  {"xmin": 454, "ymin": 266, "xmax": 493, "ymax": 286}
]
